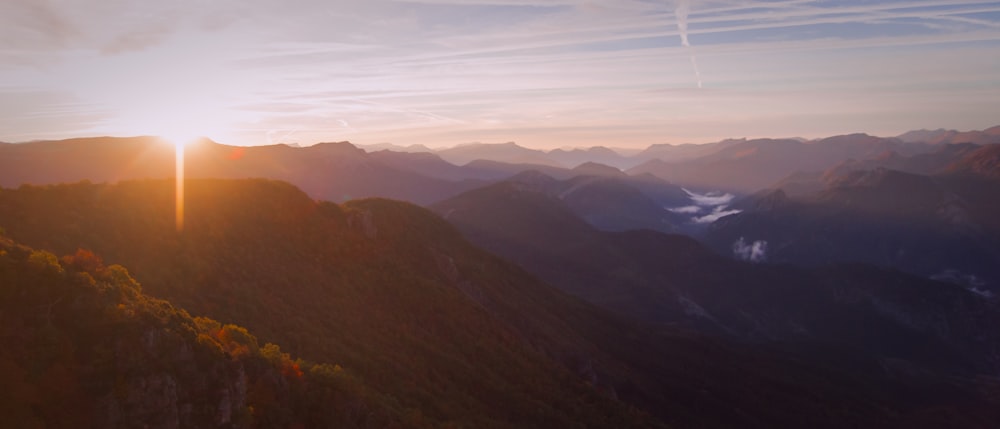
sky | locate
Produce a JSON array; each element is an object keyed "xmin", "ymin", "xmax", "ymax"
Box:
[{"xmin": 1, "ymin": 0, "xmax": 999, "ymax": 149}]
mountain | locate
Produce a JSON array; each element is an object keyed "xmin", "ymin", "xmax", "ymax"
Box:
[
  {"xmin": 632, "ymin": 139, "xmax": 741, "ymax": 165},
  {"xmin": 628, "ymin": 135, "xmax": 936, "ymax": 193},
  {"xmin": 945, "ymin": 143, "xmax": 1000, "ymax": 180},
  {"xmin": 6, "ymin": 179, "xmax": 1000, "ymax": 427},
  {"xmin": 436, "ymin": 142, "xmax": 559, "ymax": 166},
  {"xmin": 367, "ymin": 149, "xmax": 483, "ymax": 182},
  {"xmin": 457, "ymin": 159, "xmax": 574, "ymax": 180},
  {"xmin": 769, "ymin": 143, "xmax": 987, "ymax": 197},
  {"xmin": 357, "ymin": 142, "xmax": 434, "ymax": 153},
  {"xmin": 0, "ymin": 237, "xmax": 411, "ymax": 428},
  {"xmin": 546, "ymin": 147, "xmax": 634, "ymax": 169},
  {"xmin": 494, "ymin": 170, "xmax": 688, "ymax": 233},
  {"xmin": 706, "ymin": 166, "xmax": 1000, "ymax": 292},
  {"xmin": 0, "ymin": 179, "xmax": 659, "ymax": 428},
  {"xmin": 0, "ymin": 137, "xmax": 480, "ymax": 205},
  {"xmin": 898, "ymin": 127, "xmax": 1000, "ymax": 145},
  {"xmin": 433, "ymin": 180, "xmax": 1000, "ymax": 379}
]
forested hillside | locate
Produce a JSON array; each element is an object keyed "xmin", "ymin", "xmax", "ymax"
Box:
[
  {"xmin": 4, "ymin": 179, "xmax": 999, "ymax": 428},
  {"xmin": 0, "ymin": 236, "xmax": 412, "ymax": 428},
  {"xmin": 0, "ymin": 179, "xmax": 656, "ymax": 428}
]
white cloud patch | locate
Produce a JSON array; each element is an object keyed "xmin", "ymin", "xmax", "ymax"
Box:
[
  {"xmin": 931, "ymin": 269, "xmax": 994, "ymax": 298},
  {"xmin": 692, "ymin": 205, "xmax": 741, "ymax": 223},
  {"xmin": 732, "ymin": 237, "xmax": 768, "ymax": 263},
  {"xmin": 668, "ymin": 205, "xmax": 701, "ymax": 214},
  {"xmin": 671, "ymin": 188, "xmax": 742, "ymax": 223},
  {"xmin": 683, "ymin": 188, "xmax": 735, "ymax": 207}
]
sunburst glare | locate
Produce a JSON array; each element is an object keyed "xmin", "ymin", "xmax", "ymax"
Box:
[{"xmin": 175, "ymin": 140, "xmax": 185, "ymax": 232}]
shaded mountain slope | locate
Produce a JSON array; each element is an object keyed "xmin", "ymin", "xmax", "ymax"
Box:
[
  {"xmin": 433, "ymin": 181, "xmax": 1000, "ymax": 379},
  {"xmin": 772, "ymin": 142, "xmax": 988, "ymax": 197},
  {"xmin": 518, "ymin": 170, "xmax": 690, "ymax": 232},
  {"xmin": 707, "ymin": 167, "xmax": 1000, "ymax": 291}
]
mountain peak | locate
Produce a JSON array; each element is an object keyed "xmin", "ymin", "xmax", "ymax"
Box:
[
  {"xmin": 506, "ymin": 170, "xmax": 560, "ymax": 192},
  {"xmin": 897, "ymin": 128, "xmax": 960, "ymax": 144},
  {"xmin": 571, "ymin": 162, "xmax": 625, "ymax": 177}
]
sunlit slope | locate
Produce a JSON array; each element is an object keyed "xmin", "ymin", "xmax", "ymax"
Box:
[{"xmin": 0, "ymin": 237, "xmax": 413, "ymax": 428}]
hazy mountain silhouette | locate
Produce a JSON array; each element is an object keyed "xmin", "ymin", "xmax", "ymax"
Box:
[
  {"xmin": 358, "ymin": 142, "xmax": 434, "ymax": 153},
  {"xmin": 546, "ymin": 146, "xmax": 635, "ymax": 169},
  {"xmin": 367, "ymin": 149, "xmax": 483, "ymax": 181},
  {"xmin": 0, "ymin": 137, "xmax": 481, "ymax": 205},
  {"xmin": 898, "ymin": 126, "xmax": 1000, "ymax": 145},
  {"xmin": 5, "ymin": 127, "xmax": 994, "ymax": 206},
  {"xmin": 628, "ymin": 135, "xmax": 936, "ymax": 193},
  {"xmin": 436, "ymin": 142, "xmax": 560, "ymax": 166}
]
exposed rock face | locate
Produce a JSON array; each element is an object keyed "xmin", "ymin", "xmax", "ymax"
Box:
[{"xmin": 97, "ymin": 328, "xmax": 251, "ymax": 429}]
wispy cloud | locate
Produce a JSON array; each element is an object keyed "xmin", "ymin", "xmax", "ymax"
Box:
[
  {"xmin": 1, "ymin": 0, "xmax": 999, "ymax": 147},
  {"xmin": 668, "ymin": 205, "xmax": 702, "ymax": 214},
  {"xmin": 693, "ymin": 206, "xmax": 742, "ymax": 224},
  {"xmin": 683, "ymin": 188, "xmax": 736, "ymax": 206}
]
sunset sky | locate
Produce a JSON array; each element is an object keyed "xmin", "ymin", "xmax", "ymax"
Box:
[{"xmin": 2, "ymin": 0, "xmax": 999, "ymax": 148}]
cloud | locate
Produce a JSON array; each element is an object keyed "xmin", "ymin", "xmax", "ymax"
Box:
[
  {"xmin": 668, "ymin": 205, "xmax": 702, "ymax": 214},
  {"xmin": 1, "ymin": 0, "xmax": 999, "ymax": 146},
  {"xmin": 931, "ymin": 269, "xmax": 993, "ymax": 297},
  {"xmin": 683, "ymin": 188, "xmax": 735, "ymax": 206},
  {"xmin": 692, "ymin": 205, "xmax": 741, "ymax": 224},
  {"xmin": 675, "ymin": 188, "xmax": 740, "ymax": 223},
  {"xmin": 732, "ymin": 237, "xmax": 768, "ymax": 263},
  {"xmin": 0, "ymin": 0, "xmax": 81, "ymax": 49}
]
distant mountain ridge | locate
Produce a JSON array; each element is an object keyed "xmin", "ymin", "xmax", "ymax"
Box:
[{"xmin": 5, "ymin": 125, "xmax": 998, "ymax": 204}]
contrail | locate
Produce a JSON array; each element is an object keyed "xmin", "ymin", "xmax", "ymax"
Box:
[{"xmin": 675, "ymin": 0, "xmax": 703, "ymax": 88}]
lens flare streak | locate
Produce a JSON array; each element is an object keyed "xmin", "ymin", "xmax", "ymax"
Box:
[{"xmin": 175, "ymin": 143, "xmax": 185, "ymax": 232}]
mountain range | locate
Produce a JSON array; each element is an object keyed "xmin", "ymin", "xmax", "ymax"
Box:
[
  {"xmin": 3, "ymin": 125, "xmax": 1000, "ymax": 426},
  {"xmin": 4, "ymin": 179, "xmax": 1000, "ymax": 427}
]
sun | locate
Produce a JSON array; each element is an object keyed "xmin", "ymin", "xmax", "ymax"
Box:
[
  {"xmin": 161, "ymin": 130, "xmax": 204, "ymax": 148},
  {"xmin": 157, "ymin": 126, "xmax": 217, "ymax": 146}
]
